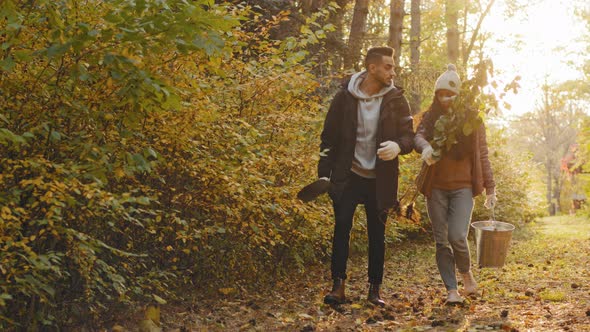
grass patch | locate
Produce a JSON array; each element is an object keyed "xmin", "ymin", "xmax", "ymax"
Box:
[
  {"xmin": 536, "ymin": 216, "xmax": 590, "ymax": 240},
  {"xmin": 539, "ymin": 289, "xmax": 566, "ymax": 302}
]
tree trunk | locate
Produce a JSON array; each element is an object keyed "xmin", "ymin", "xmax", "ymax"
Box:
[
  {"xmin": 445, "ymin": 0, "xmax": 460, "ymax": 64},
  {"xmin": 325, "ymin": 0, "xmax": 351, "ymax": 73},
  {"xmin": 344, "ymin": 0, "xmax": 370, "ymax": 70},
  {"xmin": 409, "ymin": 0, "xmax": 421, "ymax": 114},
  {"xmin": 301, "ymin": 0, "xmax": 325, "ymax": 15},
  {"xmin": 388, "ymin": 0, "xmax": 405, "ymax": 73},
  {"xmin": 547, "ymin": 160, "xmax": 554, "ymax": 215},
  {"xmin": 554, "ymin": 171, "xmax": 561, "ymax": 214},
  {"xmin": 462, "ymin": 0, "xmax": 496, "ymax": 66}
]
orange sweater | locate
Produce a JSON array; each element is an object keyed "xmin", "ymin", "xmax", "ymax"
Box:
[
  {"xmin": 431, "ymin": 155, "xmax": 472, "ymax": 190},
  {"xmin": 415, "ymin": 121, "xmax": 495, "ymax": 198}
]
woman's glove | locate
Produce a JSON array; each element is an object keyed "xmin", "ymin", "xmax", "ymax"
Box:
[
  {"xmin": 421, "ymin": 145, "xmax": 436, "ymax": 165},
  {"xmin": 377, "ymin": 141, "xmax": 401, "ymax": 161},
  {"xmin": 484, "ymin": 192, "xmax": 497, "ymax": 209}
]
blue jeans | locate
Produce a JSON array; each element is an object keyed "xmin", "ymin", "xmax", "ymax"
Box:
[
  {"xmin": 330, "ymin": 173, "xmax": 388, "ymax": 284},
  {"xmin": 427, "ymin": 188, "xmax": 474, "ymax": 290}
]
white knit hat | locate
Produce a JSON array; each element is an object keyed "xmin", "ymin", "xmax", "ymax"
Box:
[{"xmin": 434, "ymin": 64, "xmax": 461, "ymax": 94}]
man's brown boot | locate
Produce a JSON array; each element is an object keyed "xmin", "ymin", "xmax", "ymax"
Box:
[
  {"xmin": 368, "ymin": 283, "xmax": 385, "ymax": 306},
  {"xmin": 323, "ymin": 278, "xmax": 346, "ymax": 304}
]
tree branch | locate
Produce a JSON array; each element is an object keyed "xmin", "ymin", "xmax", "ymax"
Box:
[{"xmin": 462, "ymin": 0, "xmax": 495, "ymax": 66}]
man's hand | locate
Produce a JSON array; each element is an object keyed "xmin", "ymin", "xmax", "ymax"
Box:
[
  {"xmin": 421, "ymin": 145, "xmax": 436, "ymax": 165},
  {"xmin": 377, "ymin": 141, "xmax": 401, "ymax": 161},
  {"xmin": 484, "ymin": 192, "xmax": 497, "ymax": 209}
]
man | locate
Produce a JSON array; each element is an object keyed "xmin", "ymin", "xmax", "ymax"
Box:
[{"xmin": 318, "ymin": 47, "xmax": 414, "ymax": 306}]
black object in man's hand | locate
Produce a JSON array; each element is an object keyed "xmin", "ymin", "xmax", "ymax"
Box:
[{"xmin": 297, "ymin": 178, "xmax": 331, "ymax": 202}]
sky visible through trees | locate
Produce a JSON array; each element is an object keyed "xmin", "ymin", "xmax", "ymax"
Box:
[{"xmin": 480, "ymin": 0, "xmax": 588, "ymax": 117}]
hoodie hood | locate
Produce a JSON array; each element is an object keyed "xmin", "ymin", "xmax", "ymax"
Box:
[{"xmin": 347, "ymin": 71, "xmax": 396, "ymax": 100}]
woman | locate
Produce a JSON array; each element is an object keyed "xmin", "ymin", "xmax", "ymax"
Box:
[{"xmin": 414, "ymin": 64, "xmax": 497, "ymax": 304}]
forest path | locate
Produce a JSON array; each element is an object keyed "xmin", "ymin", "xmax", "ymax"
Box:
[{"xmin": 141, "ymin": 216, "xmax": 590, "ymax": 331}]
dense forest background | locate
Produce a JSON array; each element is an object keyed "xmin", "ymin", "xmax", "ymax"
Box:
[{"xmin": 0, "ymin": 0, "xmax": 589, "ymax": 328}]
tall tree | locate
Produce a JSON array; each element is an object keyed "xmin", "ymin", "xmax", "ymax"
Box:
[
  {"xmin": 513, "ymin": 84, "xmax": 583, "ymax": 214},
  {"xmin": 575, "ymin": 5, "xmax": 590, "ymax": 176},
  {"xmin": 324, "ymin": 0, "xmax": 352, "ymax": 73},
  {"xmin": 345, "ymin": 0, "xmax": 370, "ymax": 70},
  {"xmin": 443, "ymin": 0, "xmax": 497, "ymax": 66},
  {"xmin": 409, "ymin": 0, "xmax": 421, "ymax": 113},
  {"xmin": 388, "ymin": 0, "xmax": 405, "ymax": 72},
  {"xmin": 301, "ymin": 0, "xmax": 325, "ymax": 15},
  {"xmin": 445, "ymin": 0, "xmax": 460, "ymax": 64},
  {"xmin": 461, "ymin": 0, "xmax": 495, "ymax": 66}
]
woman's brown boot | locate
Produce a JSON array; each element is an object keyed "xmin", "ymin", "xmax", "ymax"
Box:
[
  {"xmin": 368, "ymin": 283, "xmax": 385, "ymax": 306},
  {"xmin": 323, "ymin": 278, "xmax": 346, "ymax": 304}
]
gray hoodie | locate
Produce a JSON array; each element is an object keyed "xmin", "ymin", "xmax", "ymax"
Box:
[{"xmin": 347, "ymin": 71, "xmax": 396, "ymax": 179}]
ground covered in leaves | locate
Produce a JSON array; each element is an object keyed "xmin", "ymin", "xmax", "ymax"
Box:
[{"xmin": 121, "ymin": 216, "xmax": 590, "ymax": 331}]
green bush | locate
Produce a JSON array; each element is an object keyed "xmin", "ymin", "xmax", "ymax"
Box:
[{"xmin": 472, "ymin": 127, "xmax": 547, "ymax": 224}]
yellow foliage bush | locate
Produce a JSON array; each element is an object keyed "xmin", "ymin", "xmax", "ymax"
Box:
[{"xmin": 0, "ymin": 0, "xmax": 337, "ymax": 328}]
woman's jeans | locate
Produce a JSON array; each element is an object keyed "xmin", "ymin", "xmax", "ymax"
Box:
[
  {"xmin": 331, "ymin": 173, "xmax": 388, "ymax": 284},
  {"xmin": 426, "ymin": 188, "xmax": 474, "ymax": 291}
]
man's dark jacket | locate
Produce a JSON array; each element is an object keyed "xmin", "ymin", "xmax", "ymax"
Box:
[{"xmin": 318, "ymin": 82, "xmax": 414, "ymax": 211}]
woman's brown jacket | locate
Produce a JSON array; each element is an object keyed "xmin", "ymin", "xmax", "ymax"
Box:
[{"xmin": 414, "ymin": 109, "xmax": 495, "ymax": 198}]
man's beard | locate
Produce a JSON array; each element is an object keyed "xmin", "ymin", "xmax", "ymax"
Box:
[{"xmin": 381, "ymin": 78, "xmax": 393, "ymax": 87}]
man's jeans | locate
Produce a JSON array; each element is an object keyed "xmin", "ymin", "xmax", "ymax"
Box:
[
  {"xmin": 331, "ymin": 173, "xmax": 388, "ymax": 284},
  {"xmin": 427, "ymin": 188, "xmax": 474, "ymax": 290}
]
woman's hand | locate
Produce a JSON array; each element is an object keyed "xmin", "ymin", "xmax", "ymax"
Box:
[
  {"xmin": 421, "ymin": 145, "xmax": 437, "ymax": 165},
  {"xmin": 484, "ymin": 192, "xmax": 497, "ymax": 209}
]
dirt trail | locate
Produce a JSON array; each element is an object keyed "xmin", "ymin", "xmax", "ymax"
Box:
[{"xmin": 149, "ymin": 216, "xmax": 590, "ymax": 331}]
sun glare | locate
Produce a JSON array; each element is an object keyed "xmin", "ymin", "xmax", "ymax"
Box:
[{"xmin": 483, "ymin": 0, "xmax": 586, "ymax": 116}]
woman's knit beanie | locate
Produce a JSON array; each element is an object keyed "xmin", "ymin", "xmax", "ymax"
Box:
[{"xmin": 434, "ymin": 64, "xmax": 461, "ymax": 94}]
